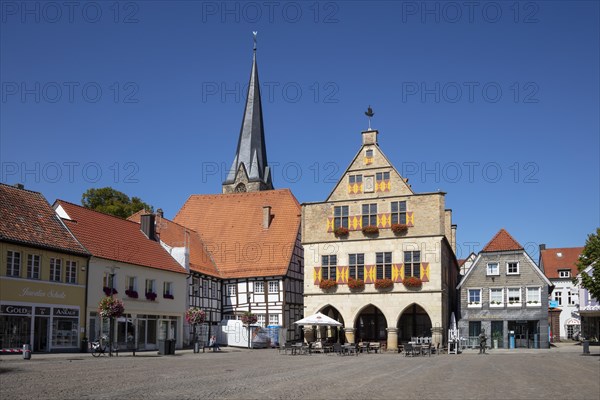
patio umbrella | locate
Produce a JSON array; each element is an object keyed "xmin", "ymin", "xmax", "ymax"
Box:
[{"xmin": 294, "ymin": 312, "xmax": 342, "ymax": 327}]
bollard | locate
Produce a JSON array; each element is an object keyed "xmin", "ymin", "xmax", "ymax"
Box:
[
  {"xmin": 22, "ymin": 344, "xmax": 31, "ymax": 360},
  {"xmin": 583, "ymin": 340, "xmax": 590, "ymax": 355},
  {"xmin": 194, "ymin": 341, "xmax": 200, "ymax": 354}
]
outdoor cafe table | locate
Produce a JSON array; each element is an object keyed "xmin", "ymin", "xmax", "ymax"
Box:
[{"xmin": 291, "ymin": 343, "xmax": 306, "ymax": 355}]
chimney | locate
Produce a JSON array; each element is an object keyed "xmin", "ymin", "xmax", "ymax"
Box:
[
  {"xmin": 14, "ymin": 183, "xmax": 24, "ymax": 190},
  {"xmin": 362, "ymin": 129, "xmax": 378, "ymax": 145},
  {"xmin": 263, "ymin": 206, "xmax": 272, "ymax": 229},
  {"xmin": 539, "ymin": 243, "xmax": 546, "ymax": 252},
  {"xmin": 451, "ymin": 224, "xmax": 457, "ymax": 254},
  {"xmin": 156, "ymin": 208, "xmax": 164, "ymax": 218},
  {"xmin": 140, "ymin": 214, "xmax": 156, "ymax": 241}
]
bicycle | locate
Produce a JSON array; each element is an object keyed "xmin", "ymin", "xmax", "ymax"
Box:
[{"xmin": 91, "ymin": 336, "xmax": 119, "ymax": 357}]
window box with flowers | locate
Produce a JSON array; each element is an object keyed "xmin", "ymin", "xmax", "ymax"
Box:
[
  {"xmin": 391, "ymin": 223, "xmax": 409, "ymax": 234},
  {"xmin": 125, "ymin": 289, "xmax": 139, "ymax": 299},
  {"xmin": 145, "ymin": 292, "xmax": 157, "ymax": 301},
  {"xmin": 374, "ymin": 278, "xmax": 393, "ymax": 290},
  {"xmin": 362, "ymin": 225, "xmax": 379, "ymax": 235},
  {"xmin": 319, "ymin": 279, "xmax": 338, "ymax": 290},
  {"xmin": 334, "ymin": 227, "xmax": 349, "ymax": 237},
  {"xmin": 347, "ymin": 277, "xmax": 365, "ymax": 291},
  {"xmin": 163, "ymin": 293, "xmax": 174, "ymax": 300},
  {"xmin": 103, "ymin": 287, "xmax": 118, "ymax": 296},
  {"xmin": 402, "ymin": 276, "xmax": 422, "ymax": 289}
]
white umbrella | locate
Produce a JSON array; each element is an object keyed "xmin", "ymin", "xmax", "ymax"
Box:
[{"xmin": 294, "ymin": 312, "xmax": 342, "ymax": 327}]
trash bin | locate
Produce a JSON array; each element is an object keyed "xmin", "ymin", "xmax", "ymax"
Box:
[
  {"xmin": 168, "ymin": 339, "xmax": 176, "ymax": 355},
  {"xmin": 194, "ymin": 341, "xmax": 200, "ymax": 354},
  {"xmin": 81, "ymin": 338, "xmax": 89, "ymax": 353},
  {"xmin": 158, "ymin": 339, "xmax": 167, "ymax": 355},
  {"xmin": 23, "ymin": 344, "xmax": 31, "ymax": 360},
  {"xmin": 583, "ymin": 340, "xmax": 590, "ymax": 354}
]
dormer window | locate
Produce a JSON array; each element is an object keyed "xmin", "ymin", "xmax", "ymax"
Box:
[{"xmin": 558, "ymin": 270, "xmax": 571, "ymax": 278}]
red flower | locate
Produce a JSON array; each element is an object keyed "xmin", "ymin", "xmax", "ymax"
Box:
[
  {"xmin": 348, "ymin": 277, "xmax": 365, "ymax": 290},
  {"xmin": 391, "ymin": 223, "xmax": 409, "ymax": 234},
  {"xmin": 319, "ymin": 279, "xmax": 338, "ymax": 290},
  {"xmin": 374, "ymin": 278, "xmax": 393, "ymax": 289},
  {"xmin": 362, "ymin": 225, "xmax": 379, "ymax": 235},
  {"xmin": 403, "ymin": 276, "xmax": 422, "ymax": 288},
  {"xmin": 334, "ymin": 227, "xmax": 349, "ymax": 237}
]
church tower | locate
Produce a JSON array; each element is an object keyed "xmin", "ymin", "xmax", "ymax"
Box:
[{"xmin": 222, "ymin": 34, "xmax": 273, "ymax": 193}]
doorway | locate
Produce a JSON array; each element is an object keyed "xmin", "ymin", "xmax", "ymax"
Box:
[{"xmin": 34, "ymin": 316, "xmax": 49, "ymax": 352}]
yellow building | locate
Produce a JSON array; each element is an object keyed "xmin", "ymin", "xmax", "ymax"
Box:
[{"xmin": 0, "ymin": 184, "xmax": 90, "ymax": 352}]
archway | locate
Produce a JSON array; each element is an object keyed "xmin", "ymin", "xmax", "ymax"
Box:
[
  {"xmin": 397, "ymin": 304, "xmax": 432, "ymax": 343},
  {"xmin": 317, "ymin": 305, "xmax": 345, "ymax": 343},
  {"xmin": 354, "ymin": 304, "xmax": 387, "ymax": 343}
]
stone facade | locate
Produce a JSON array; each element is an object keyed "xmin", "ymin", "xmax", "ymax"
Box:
[{"xmin": 302, "ymin": 129, "xmax": 459, "ymax": 350}]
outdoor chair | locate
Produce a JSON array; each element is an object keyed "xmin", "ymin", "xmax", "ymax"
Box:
[
  {"xmin": 332, "ymin": 343, "xmax": 343, "ymax": 355},
  {"xmin": 279, "ymin": 342, "xmax": 292, "ymax": 355},
  {"xmin": 404, "ymin": 343, "xmax": 414, "ymax": 357},
  {"xmin": 346, "ymin": 343, "xmax": 358, "ymax": 356}
]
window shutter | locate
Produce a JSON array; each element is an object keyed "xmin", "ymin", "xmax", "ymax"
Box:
[
  {"xmin": 313, "ymin": 267, "xmax": 322, "ymax": 285},
  {"xmin": 420, "ymin": 262, "xmax": 430, "ymax": 282}
]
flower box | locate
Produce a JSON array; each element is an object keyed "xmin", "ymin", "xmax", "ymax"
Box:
[
  {"xmin": 402, "ymin": 276, "xmax": 422, "ymax": 288},
  {"xmin": 145, "ymin": 292, "xmax": 157, "ymax": 301},
  {"xmin": 125, "ymin": 289, "xmax": 139, "ymax": 299},
  {"xmin": 362, "ymin": 225, "xmax": 379, "ymax": 235},
  {"xmin": 374, "ymin": 278, "xmax": 393, "ymax": 289},
  {"xmin": 163, "ymin": 293, "xmax": 174, "ymax": 299},
  {"xmin": 240, "ymin": 311, "xmax": 257, "ymax": 325},
  {"xmin": 103, "ymin": 286, "xmax": 118, "ymax": 296},
  {"xmin": 319, "ymin": 279, "xmax": 338, "ymax": 290},
  {"xmin": 347, "ymin": 277, "xmax": 365, "ymax": 290},
  {"xmin": 391, "ymin": 223, "xmax": 409, "ymax": 234},
  {"xmin": 334, "ymin": 227, "xmax": 349, "ymax": 237}
]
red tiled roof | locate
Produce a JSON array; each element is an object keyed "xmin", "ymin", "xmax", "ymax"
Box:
[
  {"xmin": 457, "ymin": 259, "xmax": 466, "ymax": 266},
  {"xmin": 481, "ymin": 229, "xmax": 523, "ymax": 252},
  {"xmin": 128, "ymin": 211, "xmax": 219, "ymax": 278},
  {"xmin": 55, "ymin": 200, "xmax": 186, "ymax": 274},
  {"xmin": 174, "ymin": 189, "xmax": 301, "ymax": 279},
  {"xmin": 0, "ymin": 184, "xmax": 88, "ymax": 256},
  {"xmin": 541, "ymin": 247, "xmax": 583, "ymax": 279}
]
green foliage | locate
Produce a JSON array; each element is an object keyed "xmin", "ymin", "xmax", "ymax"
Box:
[
  {"xmin": 577, "ymin": 228, "xmax": 600, "ymax": 301},
  {"xmin": 81, "ymin": 187, "xmax": 153, "ymax": 218}
]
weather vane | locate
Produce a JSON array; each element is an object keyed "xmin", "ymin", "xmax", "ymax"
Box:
[
  {"xmin": 253, "ymin": 31, "xmax": 258, "ymax": 51},
  {"xmin": 365, "ymin": 105, "xmax": 374, "ymax": 131}
]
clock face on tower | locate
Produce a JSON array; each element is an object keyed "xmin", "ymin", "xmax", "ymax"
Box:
[{"xmin": 364, "ymin": 176, "xmax": 374, "ymax": 193}]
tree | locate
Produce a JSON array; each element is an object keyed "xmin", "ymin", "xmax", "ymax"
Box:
[
  {"xmin": 577, "ymin": 228, "xmax": 600, "ymax": 301},
  {"xmin": 81, "ymin": 187, "xmax": 153, "ymax": 218}
]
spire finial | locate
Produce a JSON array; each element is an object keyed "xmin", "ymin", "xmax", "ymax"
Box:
[
  {"xmin": 253, "ymin": 31, "xmax": 258, "ymax": 51},
  {"xmin": 365, "ymin": 105, "xmax": 375, "ymax": 131}
]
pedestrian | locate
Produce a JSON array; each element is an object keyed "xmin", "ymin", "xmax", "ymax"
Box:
[{"xmin": 209, "ymin": 335, "xmax": 221, "ymax": 351}]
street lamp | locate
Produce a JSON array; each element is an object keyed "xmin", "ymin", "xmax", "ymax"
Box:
[{"xmin": 106, "ymin": 266, "xmax": 119, "ymax": 357}]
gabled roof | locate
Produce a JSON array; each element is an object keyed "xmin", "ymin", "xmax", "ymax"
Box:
[
  {"xmin": 174, "ymin": 189, "xmax": 300, "ymax": 279},
  {"xmin": 128, "ymin": 211, "xmax": 219, "ymax": 278},
  {"xmin": 541, "ymin": 247, "xmax": 584, "ymax": 279},
  {"xmin": 481, "ymin": 228, "xmax": 523, "ymax": 252},
  {"xmin": 0, "ymin": 183, "xmax": 88, "ymax": 256},
  {"xmin": 55, "ymin": 200, "xmax": 186, "ymax": 274}
]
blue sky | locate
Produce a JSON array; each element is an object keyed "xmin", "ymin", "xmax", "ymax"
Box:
[{"xmin": 1, "ymin": 1, "xmax": 598, "ymax": 260}]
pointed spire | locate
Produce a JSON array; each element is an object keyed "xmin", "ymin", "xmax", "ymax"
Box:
[{"xmin": 223, "ymin": 33, "xmax": 273, "ymax": 193}]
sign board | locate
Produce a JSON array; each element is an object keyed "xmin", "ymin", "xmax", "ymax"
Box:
[{"xmin": 549, "ymin": 300, "xmax": 559, "ymax": 308}]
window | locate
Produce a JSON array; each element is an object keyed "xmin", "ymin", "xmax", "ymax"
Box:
[
  {"xmin": 349, "ymin": 175, "xmax": 362, "ymax": 185},
  {"xmin": 254, "ymin": 281, "xmax": 264, "ymax": 294},
  {"xmin": 526, "ymin": 287, "xmax": 541, "ymax": 305},
  {"xmin": 212, "ymin": 282, "xmax": 217, "ymax": 298},
  {"xmin": 333, "ymin": 206, "xmax": 349, "ymax": 229},
  {"xmin": 27, "ymin": 254, "xmax": 40, "ymax": 279},
  {"xmin": 65, "ymin": 261, "xmax": 77, "ymax": 284},
  {"xmin": 390, "ymin": 201, "xmax": 407, "ymax": 225},
  {"xmin": 568, "ymin": 290, "xmax": 577, "ymax": 305},
  {"xmin": 268, "ymin": 281, "xmax": 278, "ymax": 293},
  {"xmin": 256, "ymin": 314, "xmax": 266, "ymax": 327},
  {"xmin": 486, "ymin": 262, "xmax": 499, "ymax": 276},
  {"xmin": 376, "ymin": 252, "xmax": 392, "ymax": 279},
  {"xmin": 227, "ymin": 284, "xmax": 236, "ymax": 296},
  {"xmin": 103, "ymin": 272, "xmax": 115, "ymax": 288},
  {"xmin": 554, "ymin": 291, "xmax": 562, "ymax": 306},
  {"xmin": 468, "ymin": 289, "xmax": 481, "ymax": 306},
  {"xmin": 559, "ymin": 270, "xmax": 571, "ymax": 278},
  {"xmin": 269, "ymin": 314, "xmax": 279, "ymax": 325},
  {"xmin": 507, "ymin": 262, "xmax": 519, "ymax": 275},
  {"xmin": 348, "ymin": 253, "xmax": 364, "ymax": 280},
  {"xmin": 202, "ymin": 280, "xmax": 208, "ymax": 297},
  {"xmin": 365, "ymin": 149, "xmax": 373, "ymax": 158},
  {"xmin": 321, "ymin": 255, "xmax": 337, "ymax": 281},
  {"xmin": 507, "ymin": 287, "xmax": 521, "ymax": 305},
  {"xmin": 468, "ymin": 321, "xmax": 481, "ymax": 337},
  {"xmin": 127, "ymin": 276, "xmax": 137, "ymax": 291},
  {"xmin": 145, "ymin": 279, "xmax": 156, "ymax": 294},
  {"xmin": 376, "ymin": 171, "xmax": 390, "ymax": 181},
  {"xmin": 6, "ymin": 250, "xmax": 21, "ymax": 277},
  {"xmin": 362, "ymin": 203, "xmax": 377, "ymax": 227},
  {"xmin": 489, "ymin": 288, "xmax": 504, "ymax": 306},
  {"xmin": 50, "ymin": 258, "xmax": 62, "ymax": 282},
  {"xmin": 163, "ymin": 281, "xmax": 173, "ymax": 296},
  {"xmin": 404, "ymin": 251, "xmax": 421, "ymax": 278}
]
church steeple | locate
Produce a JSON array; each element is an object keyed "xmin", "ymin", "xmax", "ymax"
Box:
[{"xmin": 222, "ymin": 33, "xmax": 273, "ymax": 194}]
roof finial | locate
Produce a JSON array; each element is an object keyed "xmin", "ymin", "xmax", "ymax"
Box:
[
  {"xmin": 365, "ymin": 105, "xmax": 375, "ymax": 131},
  {"xmin": 253, "ymin": 31, "xmax": 257, "ymax": 51}
]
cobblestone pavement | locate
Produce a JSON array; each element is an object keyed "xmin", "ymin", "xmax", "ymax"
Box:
[{"xmin": 1, "ymin": 344, "xmax": 598, "ymax": 400}]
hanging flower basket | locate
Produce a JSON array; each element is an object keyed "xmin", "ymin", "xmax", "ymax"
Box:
[
  {"xmin": 374, "ymin": 278, "xmax": 393, "ymax": 290},
  {"xmin": 98, "ymin": 296, "xmax": 124, "ymax": 319},
  {"xmin": 319, "ymin": 279, "xmax": 338, "ymax": 290},
  {"xmin": 125, "ymin": 289, "xmax": 138, "ymax": 299},
  {"xmin": 240, "ymin": 311, "xmax": 258, "ymax": 325},
  {"xmin": 362, "ymin": 225, "xmax": 379, "ymax": 235},
  {"xmin": 103, "ymin": 286, "xmax": 117, "ymax": 296},
  {"xmin": 334, "ymin": 227, "xmax": 349, "ymax": 237},
  {"xmin": 391, "ymin": 223, "xmax": 409, "ymax": 234},
  {"xmin": 403, "ymin": 276, "xmax": 422, "ymax": 288},
  {"xmin": 145, "ymin": 292, "xmax": 157, "ymax": 301},
  {"xmin": 185, "ymin": 307, "xmax": 206, "ymax": 325},
  {"xmin": 347, "ymin": 277, "xmax": 365, "ymax": 290}
]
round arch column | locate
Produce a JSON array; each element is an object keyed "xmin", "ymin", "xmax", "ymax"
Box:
[{"xmin": 386, "ymin": 327, "xmax": 398, "ymax": 351}]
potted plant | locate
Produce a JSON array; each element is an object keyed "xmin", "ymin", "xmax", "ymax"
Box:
[
  {"xmin": 125, "ymin": 289, "xmax": 138, "ymax": 299},
  {"xmin": 240, "ymin": 311, "xmax": 257, "ymax": 325},
  {"xmin": 185, "ymin": 307, "xmax": 206, "ymax": 353},
  {"xmin": 319, "ymin": 279, "xmax": 338, "ymax": 290},
  {"xmin": 362, "ymin": 225, "xmax": 379, "ymax": 235},
  {"xmin": 98, "ymin": 296, "xmax": 125, "ymax": 319},
  {"xmin": 374, "ymin": 278, "xmax": 393, "ymax": 290},
  {"xmin": 163, "ymin": 293, "xmax": 174, "ymax": 300},
  {"xmin": 103, "ymin": 286, "xmax": 117, "ymax": 296},
  {"xmin": 391, "ymin": 223, "xmax": 409, "ymax": 234},
  {"xmin": 347, "ymin": 277, "xmax": 365, "ymax": 291},
  {"xmin": 492, "ymin": 331, "xmax": 502, "ymax": 349},
  {"xmin": 333, "ymin": 227, "xmax": 349, "ymax": 237},
  {"xmin": 145, "ymin": 291, "xmax": 157, "ymax": 301},
  {"xmin": 402, "ymin": 276, "xmax": 422, "ymax": 288}
]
